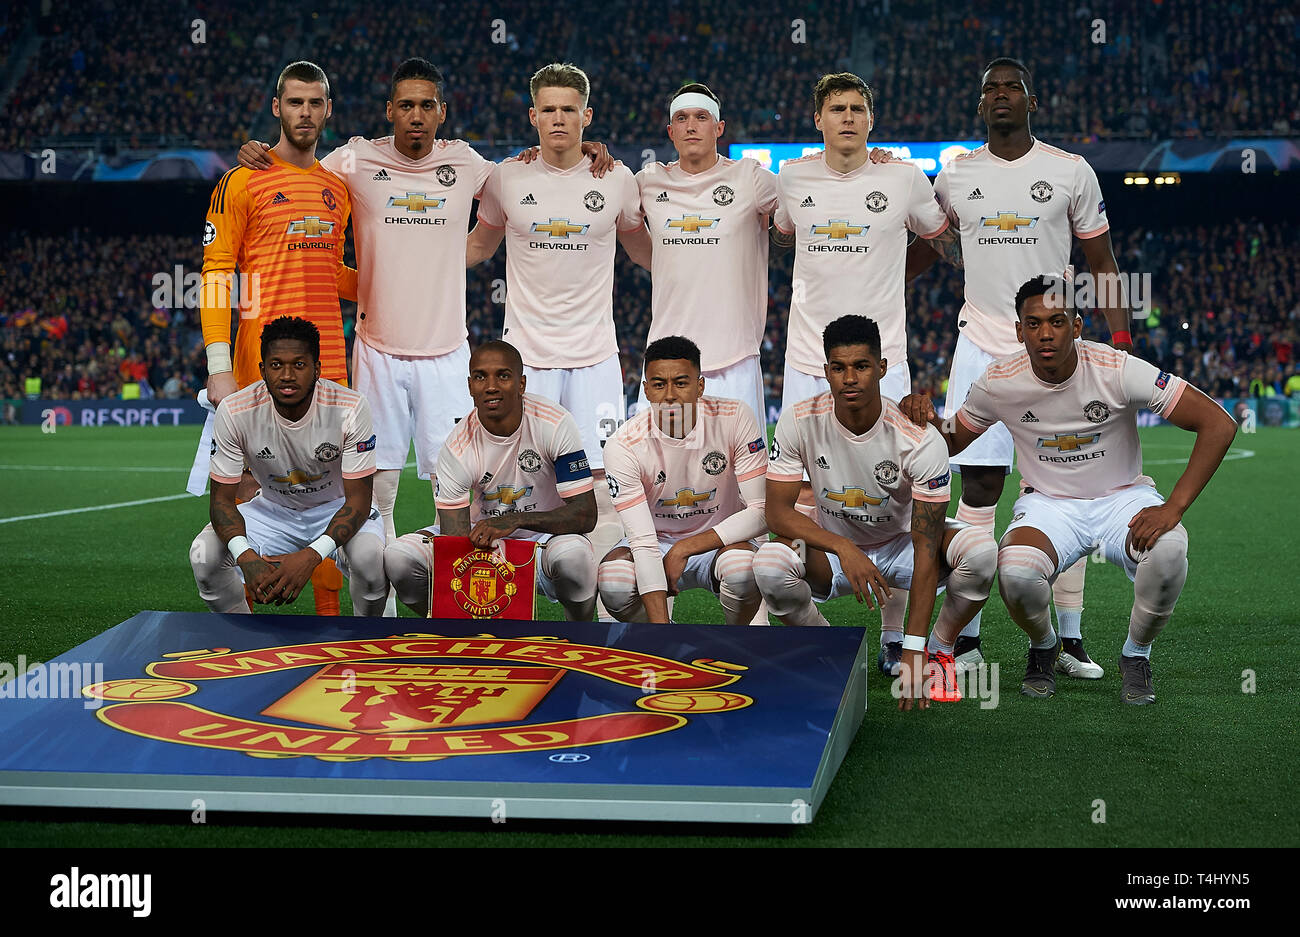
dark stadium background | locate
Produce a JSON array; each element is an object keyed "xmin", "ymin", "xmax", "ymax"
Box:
[{"xmin": 0, "ymin": 0, "xmax": 1296, "ymax": 856}]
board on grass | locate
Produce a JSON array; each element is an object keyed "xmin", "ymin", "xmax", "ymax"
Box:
[{"xmin": 0, "ymin": 612, "xmax": 866, "ymax": 824}]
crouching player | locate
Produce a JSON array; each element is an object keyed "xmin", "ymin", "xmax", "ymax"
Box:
[
  {"xmin": 598, "ymin": 337, "xmax": 768, "ymax": 624},
  {"xmin": 901, "ymin": 276, "xmax": 1236, "ymax": 703},
  {"xmin": 385, "ymin": 341, "xmax": 598, "ymax": 619},
  {"xmin": 756, "ymin": 316, "xmax": 997, "ymax": 708},
  {"xmin": 190, "ymin": 317, "xmax": 388, "ymax": 614}
]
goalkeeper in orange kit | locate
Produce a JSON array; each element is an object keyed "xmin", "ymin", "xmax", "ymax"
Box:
[{"xmin": 195, "ymin": 60, "xmax": 359, "ymax": 615}]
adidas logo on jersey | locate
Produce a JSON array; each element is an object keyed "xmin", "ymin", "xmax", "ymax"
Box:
[
  {"xmin": 655, "ymin": 192, "xmax": 669, "ymax": 203},
  {"xmin": 256, "ymin": 447, "xmax": 275, "ymax": 459},
  {"xmin": 271, "ymin": 192, "xmax": 288, "ymax": 204},
  {"xmin": 520, "ymin": 193, "xmax": 537, "ymax": 205},
  {"xmin": 1020, "ymin": 411, "xmax": 1040, "ymax": 423},
  {"xmin": 967, "ymin": 188, "xmax": 984, "ymax": 200},
  {"xmin": 816, "ymin": 455, "xmax": 830, "ymax": 469},
  {"xmin": 800, "ymin": 195, "xmax": 815, "ymax": 207},
  {"xmin": 479, "ymin": 472, "xmax": 494, "ymax": 486},
  {"xmin": 373, "ymin": 169, "xmax": 390, "ymax": 181},
  {"xmin": 654, "ymin": 470, "xmax": 666, "ymax": 485}
]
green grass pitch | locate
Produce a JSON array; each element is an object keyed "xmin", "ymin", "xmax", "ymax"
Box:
[{"xmin": 0, "ymin": 424, "xmax": 1294, "ymax": 847}]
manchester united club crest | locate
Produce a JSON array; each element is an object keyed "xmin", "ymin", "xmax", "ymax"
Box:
[
  {"xmin": 702, "ymin": 450, "xmax": 727, "ymax": 475},
  {"xmin": 1030, "ymin": 180, "xmax": 1054, "ymax": 203},
  {"xmin": 315, "ymin": 442, "xmax": 341, "ymax": 462},
  {"xmin": 322, "ymin": 187, "xmax": 338, "ymax": 211},
  {"xmin": 435, "ymin": 165, "xmax": 457, "ymax": 187},
  {"xmin": 584, "ymin": 190, "xmax": 605, "ymax": 212},
  {"xmin": 873, "ymin": 459, "xmax": 900, "ymax": 486},
  {"xmin": 449, "ymin": 550, "xmax": 523, "ymax": 618},
  {"xmin": 83, "ymin": 633, "xmax": 753, "ymax": 761},
  {"xmin": 1084, "ymin": 399, "xmax": 1110, "ymax": 423},
  {"xmin": 518, "ymin": 449, "xmax": 542, "ymax": 473},
  {"xmin": 864, "ymin": 190, "xmax": 889, "ymax": 213},
  {"xmin": 712, "ymin": 185, "xmax": 734, "ymax": 206}
]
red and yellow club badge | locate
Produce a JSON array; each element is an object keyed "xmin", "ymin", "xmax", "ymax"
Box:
[
  {"xmin": 430, "ymin": 536, "xmax": 537, "ymax": 620},
  {"xmin": 81, "ymin": 636, "xmax": 752, "ymax": 761}
]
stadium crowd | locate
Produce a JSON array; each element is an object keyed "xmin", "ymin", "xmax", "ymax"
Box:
[
  {"xmin": 4, "ymin": 220, "xmax": 1297, "ymax": 421},
  {"xmin": 1, "ymin": 0, "xmax": 1297, "ymax": 149}
]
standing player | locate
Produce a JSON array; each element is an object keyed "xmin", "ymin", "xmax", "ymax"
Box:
[
  {"xmin": 770, "ymin": 72, "xmax": 961, "ymax": 669},
  {"xmin": 466, "ymin": 63, "xmax": 652, "ymax": 618},
  {"xmin": 197, "ymin": 60, "xmax": 357, "ymax": 615},
  {"xmin": 597, "ymin": 337, "xmax": 768, "ymax": 625},
  {"xmin": 384, "ymin": 341, "xmax": 598, "ymax": 620},
  {"xmin": 757, "ymin": 316, "xmax": 996, "ymax": 707},
  {"xmin": 634, "ymin": 82, "xmax": 778, "ymax": 425},
  {"xmin": 908, "ymin": 57, "xmax": 1134, "ymax": 675},
  {"xmin": 190, "ymin": 317, "xmax": 387, "ymax": 615},
  {"xmin": 900, "ymin": 277, "xmax": 1236, "ymax": 702},
  {"xmin": 236, "ymin": 60, "xmax": 613, "ymax": 617}
]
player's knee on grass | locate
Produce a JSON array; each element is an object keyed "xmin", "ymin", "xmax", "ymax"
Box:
[
  {"xmin": 997, "ymin": 544, "xmax": 1055, "ymax": 637},
  {"xmin": 542, "ymin": 534, "xmax": 597, "ymax": 604},
  {"xmin": 713, "ymin": 548, "xmax": 759, "ymax": 624},
  {"xmin": 384, "ymin": 533, "xmax": 433, "ymax": 615},
  {"xmin": 596, "ymin": 557, "xmax": 641, "ymax": 621},
  {"xmin": 946, "ymin": 525, "xmax": 998, "ymax": 601}
]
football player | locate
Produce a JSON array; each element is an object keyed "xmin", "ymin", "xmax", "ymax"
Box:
[{"xmin": 899, "ymin": 276, "xmax": 1236, "ymax": 703}]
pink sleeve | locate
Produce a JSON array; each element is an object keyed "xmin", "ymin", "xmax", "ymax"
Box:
[
  {"xmin": 617, "ymin": 167, "xmax": 644, "ymax": 231},
  {"xmin": 475, "ymin": 163, "xmax": 507, "ymax": 228},
  {"xmin": 908, "ymin": 165, "xmax": 950, "ymax": 238},
  {"xmin": 753, "ymin": 159, "xmax": 780, "ymax": 216}
]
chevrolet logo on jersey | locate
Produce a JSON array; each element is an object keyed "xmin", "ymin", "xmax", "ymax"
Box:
[
  {"xmin": 1037, "ymin": 432, "xmax": 1100, "ymax": 452},
  {"xmin": 659, "ymin": 488, "xmax": 716, "ymax": 508},
  {"xmin": 811, "ymin": 220, "xmax": 867, "ymax": 239},
  {"xmin": 484, "ymin": 486, "xmax": 533, "ymax": 507},
  {"xmin": 285, "ymin": 216, "xmax": 334, "ymax": 237},
  {"xmin": 823, "ymin": 487, "xmax": 887, "ymax": 508},
  {"xmin": 980, "ymin": 212, "xmax": 1038, "ymax": 232},
  {"xmin": 666, "ymin": 214, "xmax": 720, "ymax": 234},
  {"xmin": 272, "ymin": 468, "xmax": 327, "ymax": 486},
  {"xmin": 387, "ymin": 192, "xmax": 445, "ymax": 212},
  {"xmin": 530, "ymin": 219, "xmax": 589, "ymax": 237}
]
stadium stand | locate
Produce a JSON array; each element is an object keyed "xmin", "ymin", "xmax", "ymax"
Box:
[{"xmin": 1, "ymin": 0, "xmax": 1296, "ymax": 148}]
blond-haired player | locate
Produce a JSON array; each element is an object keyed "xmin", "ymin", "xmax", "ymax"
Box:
[{"xmin": 466, "ymin": 62, "xmax": 652, "ymax": 619}]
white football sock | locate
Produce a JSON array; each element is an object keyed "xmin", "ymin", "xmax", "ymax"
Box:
[{"xmin": 1052, "ymin": 557, "xmax": 1086, "ymax": 640}]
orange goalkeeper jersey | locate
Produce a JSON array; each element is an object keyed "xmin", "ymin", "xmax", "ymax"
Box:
[{"xmin": 200, "ymin": 153, "xmax": 358, "ymax": 388}]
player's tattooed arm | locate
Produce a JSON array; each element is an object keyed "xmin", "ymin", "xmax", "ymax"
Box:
[
  {"xmin": 436, "ymin": 506, "xmax": 471, "ymax": 538},
  {"xmin": 769, "ymin": 222, "xmax": 795, "ymax": 252},
  {"xmin": 1078, "ymin": 232, "xmax": 1135, "ymax": 354},
  {"xmin": 468, "ymin": 490, "xmax": 597, "ymax": 549},
  {"xmin": 899, "ymin": 498, "xmax": 946, "ymax": 711},
  {"xmin": 1129, "ymin": 386, "xmax": 1237, "ymax": 551},
  {"xmin": 210, "ymin": 479, "xmax": 277, "ymax": 599},
  {"xmin": 925, "ymin": 226, "xmax": 963, "ymax": 268}
]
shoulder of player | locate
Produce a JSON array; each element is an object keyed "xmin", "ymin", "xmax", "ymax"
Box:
[
  {"xmin": 312, "ymin": 379, "xmax": 365, "ymax": 408},
  {"xmin": 219, "ymin": 381, "xmax": 271, "ymax": 418},
  {"xmin": 790, "ymin": 390, "xmax": 836, "ymax": 421},
  {"xmin": 521, "ymin": 393, "xmax": 574, "ymax": 427},
  {"xmin": 945, "ymin": 144, "xmax": 989, "ymax": 169},
  {"xmin": 983, "ymin": 349, "xmax": 1034, "ymax": 381},
  {"xmin": 609, "ymin": 407, "xmax": 654, "ymax": 447},
  {"xmin": 1076, "ymin": 340, "xmax": 1126, "ymax": 369},
  {"xmin": 1033, "ymin": 139, "xmax": 1086, "ymax": 163},
  {"xmin": 783, "ymin": 151, "xmax": 824, "ymax": 169},
  {"xmin": 881, "ymin": 398, "xmax": 932, "ymax": 442}
]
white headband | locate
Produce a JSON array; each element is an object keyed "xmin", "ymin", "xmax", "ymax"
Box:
[{"xmin": 669, "ymin": 92, "xmax": 721, "ymax": 121}]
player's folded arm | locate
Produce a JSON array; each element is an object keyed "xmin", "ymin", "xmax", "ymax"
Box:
[{"xmin": 1157, "ymin": 383, "xmax": 1239, "ymax": 513}]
